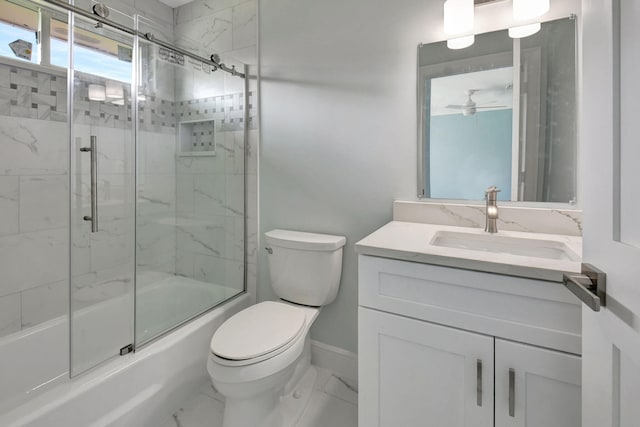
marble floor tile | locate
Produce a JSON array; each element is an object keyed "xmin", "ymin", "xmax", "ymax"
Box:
[
  {"xmin": 160, "ymin": 366, "xmax": 357, "ymax": 427},
  {"xmin": 160, "ymin": 382, "xmax": 225, "ymax": 427},
  {"xmin": 294, "ymin": 390, "xmax": 358, "ymax": 427}
]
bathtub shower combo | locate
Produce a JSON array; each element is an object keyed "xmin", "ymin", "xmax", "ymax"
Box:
[{"xmin": 0, "ymin": 0, "xmax": 251, "ymax": 424}]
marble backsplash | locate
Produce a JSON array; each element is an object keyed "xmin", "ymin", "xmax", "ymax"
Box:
[{"xmin": 394, "ymin": 201, "xmax": 583, "ymax": 237}]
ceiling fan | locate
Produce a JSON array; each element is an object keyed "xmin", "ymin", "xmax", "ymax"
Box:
[{"xmin": 445, "ymin": 89, "xmax": 508, "ymax": 116}]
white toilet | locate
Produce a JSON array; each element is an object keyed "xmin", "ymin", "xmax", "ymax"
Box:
[{"xmin": 207, "ymin": 229, "xmax": 346, "ymax": 427}]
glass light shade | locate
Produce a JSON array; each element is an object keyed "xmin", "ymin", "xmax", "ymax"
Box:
[
  {"xmin": 447, "ymin": 35, "xmax": 475, "ymax": 49},
  {"xmin": 509, "ymin": 23, "xmax": 542, "ymax": 38},
  {"xmin": 105, "ymin": 81, "xmax": 124, "ymax": 99},
  {"xmin": 513, "ymin": 0, "xmax": 549, "ymax": 21},
  {"xmin": 88, "ymin": 84, "xmax": 106, "ymax": 101},
  {"xmin": 444, "ymin": 0, "xmax": 474, "ymax": 35}
]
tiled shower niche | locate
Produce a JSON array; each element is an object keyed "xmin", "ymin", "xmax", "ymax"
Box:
[{"xmin": 179, "ymin": 119, "xmax": 216, "ymax": 156}]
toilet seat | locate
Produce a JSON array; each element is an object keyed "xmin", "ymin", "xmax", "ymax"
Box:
[{"xmin": 210, "ymin": 301, "xmax": 307, "ymax": 367}]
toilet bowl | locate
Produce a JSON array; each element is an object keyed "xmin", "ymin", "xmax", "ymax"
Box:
[
  {"xmin": 207, "ymin": 229, "xmax": 346, "ymax": 427},
  {"xmin": 207, "ymin": 301, "xmax": 319, "ymax": 427}
]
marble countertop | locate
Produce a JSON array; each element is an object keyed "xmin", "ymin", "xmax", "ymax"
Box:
[{"xmin": 355, "ymin": 221, "xmax": 582, "ymax": 282}]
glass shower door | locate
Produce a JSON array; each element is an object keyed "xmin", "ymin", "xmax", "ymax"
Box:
[
  {"xmin": 134, "ymin": 22, "xmax": 247, "ymax": 346},
  {"xmin": 69, "ymin": 13, "xmax": 135, "ymax": 376}
]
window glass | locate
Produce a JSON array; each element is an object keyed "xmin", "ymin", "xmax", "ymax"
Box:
[
  {"xmin": 50, "ymin": 19, "xmax": 131, "ymax": 83},
  {"xmin": 0, "ymin": 1, "xmax": 38, "ymax": 64}
]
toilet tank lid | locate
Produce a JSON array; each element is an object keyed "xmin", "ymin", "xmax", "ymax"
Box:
[{"xmin": 265, "ymin": 229, "xmax": 346, "ymax": 251}]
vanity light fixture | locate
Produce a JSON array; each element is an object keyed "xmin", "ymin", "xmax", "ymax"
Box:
[
  {"xmin": 88, "ymin": 84, "xmax": 106, "ymax": 101},
  {"xmin": 509, "ymin": 22, "xmax": 542, "ymax": 38},
  {"xmin": 444, "ymin": 0, "xmax": 475, "ymax": 49},
  {"xmin": 509, "ymin": 0, "xmax": 549, "ymax": 38},
  {"xmin": 512, "ymin": 0, "xmax": 549, "ymax": 21},
  {"xmin": 105, "ymin": 80, "xmax": 126, "ymax": 105},
  {"xmin": 447, "ymin": 35, "xmax": 475, "ymax": 49},
  {"xmin": 105, "ymin": 80, "xmax": 124, "ymax": 100}
]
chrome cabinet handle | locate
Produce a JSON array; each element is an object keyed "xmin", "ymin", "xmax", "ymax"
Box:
[
  {"xmin": 509, "ymin": 368, "xmax": 515, "ymax": 417},
  {"xmin": 80, "ymin": 135, "xmax": 98, "ymax": 232},
  {"xmin": 476, "ymin": 359, "xmax": 482, "ymax": 407}
]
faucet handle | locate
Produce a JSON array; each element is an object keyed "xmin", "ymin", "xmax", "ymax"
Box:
[
  {"xmin": 485, "ymin": 186, "xmax": 501, "ymax": 201},
  {"xmin": 485, "ymin": 185, "xmax": 501, "ymax": 194}
]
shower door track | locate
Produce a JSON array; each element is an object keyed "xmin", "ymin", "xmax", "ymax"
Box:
[{"xmin": 38, "ymin": 0, "xmax": 246, "ymax": 78}]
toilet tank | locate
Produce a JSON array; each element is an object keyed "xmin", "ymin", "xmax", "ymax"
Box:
[{"xmin": 264, "ymin": 229, "xmax": 346, "ymax": 307}]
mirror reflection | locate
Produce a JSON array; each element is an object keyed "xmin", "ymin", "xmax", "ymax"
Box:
[{"xmin": 418, "ymin": 17, "xmax": 577, "ymax": 203}]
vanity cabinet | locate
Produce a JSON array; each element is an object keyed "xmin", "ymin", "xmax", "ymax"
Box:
[
  {"xmin": 358, "ymin": 255, "xmax": 582, "ymax": 427},
  {"xmin": 359, "ymin": 308, "xmax": 494, "ymax": 427},
  {"xmin": 494, "ymin": 339, "xmax": 581, "ymax": 427}
]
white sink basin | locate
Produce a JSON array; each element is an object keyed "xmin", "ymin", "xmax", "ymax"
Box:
[{"xmin": 430, "ymin": 231, "xmax": 580, "ymax": 261}]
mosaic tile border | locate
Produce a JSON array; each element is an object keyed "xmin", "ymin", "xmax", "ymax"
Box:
[{"xmin": 0, "ymin": 63, "xmax": 257, "ymax": 133}]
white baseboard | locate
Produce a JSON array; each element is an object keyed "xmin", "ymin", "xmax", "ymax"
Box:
[{"xmin": 310, "ymin": 340, "xmax": 358, "ymax": 388}]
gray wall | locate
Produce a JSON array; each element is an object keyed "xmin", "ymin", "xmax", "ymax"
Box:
[
  {"xmin": 258, "ymin": 0, "xmax": 581, "ymax": 353},
  {"xmin": 258, "ymin": 0, "xmax": 428, "ymax": 353}
]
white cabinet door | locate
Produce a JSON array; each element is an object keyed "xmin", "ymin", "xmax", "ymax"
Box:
[
  {"xmin": 495, "ymin": 339, "xmax": 581, "ymax": 427},
  {"xmin": 359, "ymin": 308, "xmax": 494, "ymax": 427}
]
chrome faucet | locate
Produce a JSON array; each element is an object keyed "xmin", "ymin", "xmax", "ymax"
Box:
[{"xmin": 485, "ymin": 186, "xmax": 500, "ymax": 234}]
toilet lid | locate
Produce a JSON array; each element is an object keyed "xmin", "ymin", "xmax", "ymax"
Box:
[{"xmin": 210, "ymin": 301, "xmax": 306, "ymax": 361}]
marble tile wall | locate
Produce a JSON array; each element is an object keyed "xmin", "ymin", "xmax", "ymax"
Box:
[
  {"xmin": 0, "ymin": 65, "xmax": 67, "ymax": 122},
  {"xmin": 0, "ymin": 0, "xmax": 259, "ymax": 337},
  {"xmin": 0, "ymin": 62, "xmax": 175, "ymax": 336},
  {"xmin": 173, "ymin": 91, "xmax": 257, "ymax": 131},
  {"xmin": 70, "ymin": 123, "xmax": 137, "ymax": 313},
  {"xmin": 0, "ymin": 63, "xmax": 178, "ymax": 133},
  {"xmin": 172, "ymin": 90, "xmax": 257, "ymax": 293},
  {"xmin": 75, "ymin": 70, "xmax": 177, "ymax": 133},
  {"xmin": 173, "ymin": 0, "xmax": 257, "ymax": 66},
  {"xmin": 174, "ymin": 129, "xmax": 247, "ymax": 291},
  {"xmin": 173, "ymin": 0, "xmax": 258, "ymax": 297},
  {"xmin": 137, "ymin": 130, "xmax": 178, "ymax": 279},
  {"xmin": 0, "ymin": 112, "xmax": 69, "ymax": 337}
]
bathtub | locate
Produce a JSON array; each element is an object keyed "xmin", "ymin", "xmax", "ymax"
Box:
[{"xmin": 0, "ymin": 276, "xmax": 249, "ymax": 427}]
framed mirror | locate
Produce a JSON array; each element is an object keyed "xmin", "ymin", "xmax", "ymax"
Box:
[{"xmin": 417, "ymin": 17, "xmax": 577, "ymax": 204}]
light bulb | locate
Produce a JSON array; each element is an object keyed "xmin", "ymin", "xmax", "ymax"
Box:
[
  {"xmin": 509, "ymin": 23, "xmax": 542, "ymax": 38},
  {"xmin": 88, "ymin": 84, "xmax": 106, "ymax": 101},
  {"xmin": 447, "ymin": 35, "xmax": 475, "ymax": 50},
  {"xmin": 105, "ymin": 81, "xmax": 124, "ymax": 99}
]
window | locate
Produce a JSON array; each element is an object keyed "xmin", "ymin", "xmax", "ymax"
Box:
[
  {"xmin": 0, "ymin": 0, "xmax": 38, "ymax": 64},
  {"xmin": 0, "ymin": 0, "xmax": 132, "ymax": 82},
  {"xmin": 50, "ymin": 18, "xmax": 132, "ymax": 82}
]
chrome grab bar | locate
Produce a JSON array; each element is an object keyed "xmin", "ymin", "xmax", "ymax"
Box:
[{"xmin": 80, "ymin": 136, "xmax": 98, "ymax": 232}]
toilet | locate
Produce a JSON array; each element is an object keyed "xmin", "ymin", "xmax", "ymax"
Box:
[{"xmin": 207, "ymin": 229, "xmax": 346, "ymax": 427}]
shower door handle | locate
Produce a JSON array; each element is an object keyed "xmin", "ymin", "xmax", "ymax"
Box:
[{"xmin": 80, "ymin": 136, "xmax": 98, "ymax": 232}]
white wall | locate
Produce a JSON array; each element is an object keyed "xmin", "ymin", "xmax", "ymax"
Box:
[{"xmin": 259, "ymin": 0, "xmax": 581, "ymax": 353}]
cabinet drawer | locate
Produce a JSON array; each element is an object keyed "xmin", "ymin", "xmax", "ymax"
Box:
[{"xmin": 358, "ymin": 255, "xmax": 581, "ymax": 354}]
